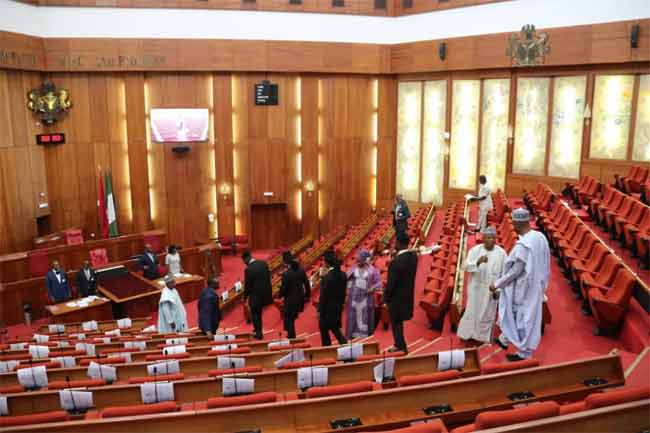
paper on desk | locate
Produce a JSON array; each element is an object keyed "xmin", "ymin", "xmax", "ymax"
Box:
[
  {"xmin": 337, "ymin": 343, "xmax": 363, "ymax": 361},
  {"xmin": 17, "ymin": 365, "xmax": 48, "ymax": 388},
  {"xmin": 234, "ymin": 281, "xmax": 243, "ymax": 293},
  {"xmin": 124, "ymin": 341, "xmax": 147, "ymax": 351},
  {"xmin": 105, "ymin": 329, "xmax": 121, "ymax": 337},
  {"xmin": 147, "ymin": 360, "xmax": 180, "ymax": 376},
  {"xmin": 162, "ymin": 345, "xmax": 186, "ymax": 355},
  {"xmin": 84, "ymin": 343, "xmax": 97, "ymax": 357},
  {"xmin": 373, "ymin": 358, "xmax": 396, "ymax": 383},
  {"xmin": 297, "ymin": 367, "xmax": 328, "ymax": 389},
  {"xmin": 87, "ymin": 362, "xmax": 117, "ymax": 382},
  {"xmin": 66, "ymin": 302, "xmax": 76, "ymax": 307},
  {"xmin": 33, "ymin": 334, "xmax": 49, "ymax": 343},
  {"xmin": 51, "ymin": 356, "xmax": 76, "ymax": 368},
  {"xmin": 29, "ymin": 345, "xmax": 50, "ymax": 360},
  {"xmin": 217, "ymin": 356, "xmax": 245, "ymax": 369},
  {"xmin": 221, "ymin": 291, "xmax": 229, "ymax": 302},
  {"xmin": 9, "ymin": 343, "xmax": 26, "ymax": 350},
  {"xmin": 214, "ymin": 334, "xmax": 236, "ymax": 342},
  {"xmin": 212, "ymin": 344, "xmax": 238, "ymax": 352},
  {"xmin": 59, "ymin": 390, "xmax": 95, "ymax": 411},
  {"xmin": 222, "ymin": 377, "xmax": 254, "ymax": 396},
  {"xmin": 437, "ymin": 349, "xmax": 465, "ymax": 371},
  {"xmin": 96, "ymin": 337, "xmax": 111, "ymax": 344},
  {"xmin": 49, "ymin": 324, "xmax": 65, "ymax": 333},
  {"xmin": 464, "ymin": 194, "xmax": 475, "ymax": 201},
  {"xmin": 117, "ymin": 318, "xmax": 132, "ymax": 329},
  {"xmin": 274, "ymin": 350, "xmax": 305, "ymax": 368},
  {"xmin": 0, "ymin": 396, "xmax": 7, "ymax": 416},
  {"xmin": 56, "ymin": 341, "xmax": 70, "ymax": 348},
  {"xmin": 71, "ymin": 333, "xmax": 86, "ymax": 340},
  {"xmin": 140, "ymin": 381, "xmax": 175, "ymax": 404},
  {"xmin": 165, "ymin": 337, "xmax": 188, "ymax": 346},
  {"xmin": 142, "ymin": 325, "xmax": 157, "ymax": 333},
  {"xmin": 0, "ymin": 360, "xmax": 20, "ymax": 373},
  {"xmin": 267, "ymin": 340, "xmax": 290, "ymax": 350},
  {"xmin": 82, "ymin": 321, "xmax": 98, "ymax": 331}
]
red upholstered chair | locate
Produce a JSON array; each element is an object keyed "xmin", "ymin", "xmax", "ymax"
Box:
[
  {"xmin": 0, "ymin": 385, "xmax": 25, "ymax": 394},
  {"xmin": 624, "ymin": 206, "xmax": 650, "ymax": 251},
  {"xmin": 89, "ymin": 248, "xmax": 109, "ymax": 268},
  {"xmin": 218, "ymin": 236, "xmax": 234, "ymax": 254},
  {"xmin": 64, "ymin": 228, "xmax": 84, "ymax": 246},
  {"xmin": 207, "ymin": 391, "xmax": 279, "ymax": 409},
  {"xmin": 450, "ymin": 401, "xmax": 560, "ymax": 433},
  {"xmin": 28, "ymin": 249, "xmax": 50, "ymax": 278},
  {"xmin": 208, "ymin": 366, "xmax": 263, "ymax": 377},
  {"xmin": 234, "ymin": 235, "xmax": 250, "ymax": 253},
  {"xmin": 588, "ymin": 268, "xmax": 637, "ymax": 334},
  {"xmin": 480, "ymin": 358, "xmax": 540, "ymax": 375},
  {"xmin": 128, "ymin": 373, "xmax": 185, "ymax": 384},
  {"xmin": 614, "ymin": 201, "xmax": 646, "ymax": 242},
  {"xmin": 143, "ymin": 233, "xmax": 163, "ymax": 254},
  {"xmin": 570, "ymin": 244, "xmax": 609, "ymax": 285},
  {"xmin": 560, "ymin": 385, "xmax": 650, "ymax": 415},
  {"xmin": 0, "ymin": 410, "xmax": 70, "ymax": 427},
  {"xmin": 305, "ymin": 380, "xmax": 376, "ymax": 398},
  {"xmin": 372, "ymin": 420, "xmax": 449, "ymax": 433},
  {"xmin": 578, "ymin": 254, "xmax": 622, "ymax": 300},
  {"xmin": 100, "ymin": 401, "xmax": 178, "ymax": 418},
  {"xmin": 397, "ymin": 370, "xmax": 460, "ymax": 387},
  {"xmin": 47, "ymin": 379, "xmax": 106, "ymax": 390}
]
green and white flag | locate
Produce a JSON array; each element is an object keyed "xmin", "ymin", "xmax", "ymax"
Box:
[{"xmin": 104, "ymin": 170, "xmax": 119, "ymax": 237}]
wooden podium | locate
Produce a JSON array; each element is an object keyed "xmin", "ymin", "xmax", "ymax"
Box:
[{"xmin": 45, "ymin": 296, "xmax": 113, "ymax": 323}]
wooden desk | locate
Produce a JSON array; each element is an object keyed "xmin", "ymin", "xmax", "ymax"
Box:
[
  {"xmin": 37, "ymin": 317, "xmax": 150, "ymax": 334},
  {"xmin": 45, "ymin": 297, "xmax": 114, "ymax": 323}
]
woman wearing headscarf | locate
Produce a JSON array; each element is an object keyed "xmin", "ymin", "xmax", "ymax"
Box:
[{"xmin": 345, "ymin": 249, "xmax": 382, "ymax": 339}]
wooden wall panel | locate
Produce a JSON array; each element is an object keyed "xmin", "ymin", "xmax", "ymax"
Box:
[
  {"xmin": 213, "ymin": 73, "xmax": 236, "ymax": 239},
  {"xmin": 300, "ymin": 76, "xmax": 320, "ymax": 239},
  {"xmin": 376, "ymin": 76, "xmax": 397, "ymax": 211}
]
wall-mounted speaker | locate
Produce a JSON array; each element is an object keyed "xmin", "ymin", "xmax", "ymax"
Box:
[
  {"xmin": 438, "ymin": 42, "xmax": 447, "ymax": 61},
  {"xmin": 630, "ymin": 24, "xmax": 640, "ymax": 48},
  {"xmin": 172, "ymin": 145, "xmax": 191, "ymax": 154}
]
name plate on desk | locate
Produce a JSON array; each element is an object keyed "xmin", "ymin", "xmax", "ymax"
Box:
[
  {"xmin": 49, "ymin": 324, "xmax": 65, "ymax": 333},
  {"xmin": 147, "ymin": 360, "xmax": 180, "ymax": 376},
  {"xmin": 87, "ymin": 362, "xmax": 117, "ymax": 382},
  {"xmin": 17, "ymin": 365, "xmax": 48, "ymax": 388},
  {"xmin": 214, "ymin": 334, "xmax": 236, "ymax": 342},
  {"xmin": 141, "ymin": 381, "xmax": 175, "ymax": 404},
  {"xmin": 217, "ymin": 356, "xmax": 245, "ymax": 369},
  {"xmin": 0, "ymin": 360, "xmax": 20, "ymax": 373},
  {"xmin": 59, "ymin": 390, "xmax": 94, "ymax": 413},
  {"xmin": 222, "ymin": 377, "xmax": 254, "ymax": 396},
  {"xmin": 297, "ymin": 366, "xmax": 328, "ymax": 389}
]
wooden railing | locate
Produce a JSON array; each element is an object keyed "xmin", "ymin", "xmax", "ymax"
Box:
[{"xmin": 448, "ymin": 198, "xmax": 471, "ymax": 329}]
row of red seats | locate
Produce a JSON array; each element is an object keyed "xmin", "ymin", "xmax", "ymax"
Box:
[
  {"xmin": 616, "ymin": 164, "xmax": 650, "ymax": 202},
  {"xmin": 215, "ymin": 235, "xmax": 249, "ymax": 255},
  {"xmin": 486, "ymin": 188, "xmax": 509, "ymax": 224}
]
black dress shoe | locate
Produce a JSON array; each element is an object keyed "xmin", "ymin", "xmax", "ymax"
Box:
[
  {"xmin": 506, "ymin": 353, "xmax": 525, "ymax": 362},
  {"xmin": 493, "ymin": 338, "xmax": 508, "ymax": 350}
]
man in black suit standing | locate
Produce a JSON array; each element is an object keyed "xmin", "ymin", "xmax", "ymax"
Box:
[
  {"xmin": 317, "ymin": 250, "xmax": 348, "ymax": 346},
  {"xmin": 45, "ymin": 260, "xmax": 72, "ymax": 304},
  {"xmin": 242, "ymin": 250, "xmax": 273, "ymax": 340},
  {"xmin": 384, "ymin": 233, "xmax": 418, "ymax": 353},
  {"xmin": 75, "ymin": 260, "xmax": 97, "ymax": 298},
  {"xmin": 198, "ymin": 278, "xmax": 221, "ymax": 339},
  {"xmin": 279, "ymin": 251, "xmax": 310, "ymax": 339},
  {"xmin": 138, "ymin": 243, "xmax": 161, "ymax": 280}
]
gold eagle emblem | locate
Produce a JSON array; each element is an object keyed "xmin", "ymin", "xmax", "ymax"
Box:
[
  {"xmin": 507, "ymin": 25, "xmax": 550, "ymax": 67},
  {"xmin": 26, "ymin": 80, "xmax": 72, "ymax": 125}
]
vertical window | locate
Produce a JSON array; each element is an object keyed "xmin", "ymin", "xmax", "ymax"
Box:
[
  {"xmin": 548, "ymin": 76, "xmax": 587, "ymax": 178},
  {"xmin": 396, "ymin": 82, "xmax": 422, "ymax": 202},
  {"xmin": 513, "ymin": 77, "xmax": 550, "ymax": 175},
  {"xmin": 480, "ymin": 79, "xmax": 510, "ymax": 190},
  {"xmin": 632, "ymin": 74, "xmax": 650, "ymax": 162},
  {"xmin": 420, "ymin": 80, "xmax": 447, "ymax": 205},
  {"xmin": 449, "ymin": 80, "xmax": 480, "ymax": 189},
  {"xmin": 590, "ymin": 75, "xmax": 634, "ymax": 160}
]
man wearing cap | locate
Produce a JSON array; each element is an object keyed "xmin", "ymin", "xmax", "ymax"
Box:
[
  {"xmin": 345, "ymin": 249, "xmax": 382, "ymax": 339},
  {"xmin": 158, "ymin": 275, "xmax": 188, "ymax": 334},
  {"xmin": 490, "ymin": 208, "xmax": 550, "ymax": 361},
  {"xmin": 457, "ymin": 227, "xmax": 506, "ymax": 343},
  {"xmin": 471, "ymin": 175, "xmax": 494, "ymax": 233}
]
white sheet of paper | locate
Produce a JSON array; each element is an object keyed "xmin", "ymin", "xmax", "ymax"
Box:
[
  {"xmin": 221, "ymin": 291, "xmax": 229, "ymax": 302},
  {"xmin": 59, "ymin": 390, "xmax": 94, "ymax": 411},
  {"xmin": 234, "ymin": 281, "xmax": 242, "ymax": 293},
  {"xmin": 165, "ymin": 337, "xmax": 188, "ymax": 346},
  {"xmin": 274, "ymin": 350, "xmax": 305, "ymax": 368},
  {"xmin": 17, "ymin": 365, "xmax": 48, "ymax": 388},
  {"xmin": 9, "ymin": 342, "xmax": 26, "ymax": 350},
  {"xmin": 437, "ymin": 349, "xmax": 465, "ymax": 371},
  {"xmin": 0, "ymin": 396, "xmax": 7, "ymax": 416},
  {"xmin": 142, "ymin": 325, "xmax": 157, "ymax": 333},
  {"xmin": 140, "ymin": 381, "xmax": 175, "ymax": 404},
  {"xmin": 464, "ymin": 194, "xmax": 475, "ymax": 201},
  {"xmin": 267, "ymin": 340, "xmax": 290, "ymax": 350},
  {"xmin": 105, "ymin": 329, "xmax": 121, "ymax": 337},
  {"xmin": 217, "ymin": 356, "xmax": 245, "ymax": 369},
  {"xmin": 337, "ymin": 343, "xmax": 363, "ymax": 361},
  {"xmin": 87, "ymin": 362, "xmax": 117, "ymax": 382},
  {"xmin": 71, "ymin": 333, "xmax": 86, "ymax": 340},
  {"xmin": 450, "ymin": 349, "xmax": 465, "ymax": 369},
  {"xmin": 147, "ymin": 360, "xmax": 180, "ymax": 376},
  {"xmin": 33, "ymin": 334, "xmax": 49, "ymax": 343},
  {"xmin": 373, "ymin": 358, "xmax": 396, "ymax": 383},
  {"xmin": 51, "ymin": 356, "xmax": 76, "ymax": 368},
  {"xmin": 212, "ymin": 344, "xmax": 238, "ymax": 352},
  {"xmin": 97, "ymin": 337, "xmax": 111, "ymax": 344},
  {"xmin": 222, "ymin": 377, "xmax": 254, "ymax": 396},
  {"xmin": 214, "ymin": 334, "xmax": 236, "ymax": 342},
  {"xmin": 162, "ymin": 345, "xmax": 186, "ymax": 355},
  {"xmin": 56, "ymin": 341, "xmax": 70, "ymax": 348},
  {"xmin": 117, "ymin": 318, "xmax": 132, "ymax": 329},
  {"xmin": 124, "ymin": 341, "xmax": 147, "ymax": 351},
  {"xmin": 85, "ymin": 343, "xmax": 97, "ymax": 357},
  {"xmin": 0, "ymin": 360, "xmax": 20, "ymax": 373},
  {"xmin": 437, "ymin": 351, "xmax": 451, "ymax": 371},
  {"xmin": 29, "ymin": 345, "xmax": 50, "ymax": 360},
  {"xmin": 82, "ymin": 321, "xmax": 98, "ymax": 331},
  {"xmin": 49, "ymin": 324, "xmax": 65, "ymax": 333},
  {"xmin": 297, "ymin": 367, "xmax": 328, "ymax": 389}
]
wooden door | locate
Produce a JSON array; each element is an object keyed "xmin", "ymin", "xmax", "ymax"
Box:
[{"xmin": 250, "ymin": 203, "xmax": 287, "ymax": 249}]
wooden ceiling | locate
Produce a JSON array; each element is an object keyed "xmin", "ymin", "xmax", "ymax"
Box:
[{"xmin": 15, "ymin": 0, "xmax": 512, "ymax": 17}]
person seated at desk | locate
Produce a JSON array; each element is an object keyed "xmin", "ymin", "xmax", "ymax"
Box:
[
  {"xmin": 198, "ymin": 277, "xmax": 221, "ymax": 339},
  {"xmin": 75, "ymin": 260, "xmax": 97, "ymax": 297},
  {"xmin": 165, "ymin": 245, "xmax": 183, "ymax": 276},
  {"xmin": 45, "ymin": 260, "xmax": 71, "ymax": 304},
  {"xmin": 138, "ymin": 243, "xmax": 161, "ymax": 280}
]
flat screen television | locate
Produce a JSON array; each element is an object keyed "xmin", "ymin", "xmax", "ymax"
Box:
[{"xmin": 150, "ymin": 108, "xmax": 209, "ymax": 143}]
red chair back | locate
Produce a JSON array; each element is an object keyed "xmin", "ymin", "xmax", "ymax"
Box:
[
  {"xmin": 64, "ymin": 228, "xmax": 84, "ymax": 246},
  {"xmin": 593, "ymin": 254, "xmax": 622, "ymax": 286},
  {"xmin": 606, "ymin": 268, "xmax": 637, "ymax": 305},
  {"xmin": 89, "ymin": 248, "xmax": 109, "ymax": 268},
  {"xmin": 27, "ymin": 250, "xmax": 50, "ymax": 278}
]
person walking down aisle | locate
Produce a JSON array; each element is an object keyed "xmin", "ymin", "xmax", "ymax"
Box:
[
  {"xmin": 318, "ymin": 250, "xmax": 348, "ymax": 346},
  {"xmin": 242, "ymin": 250, "xmax": 273, "ymax": 340}
]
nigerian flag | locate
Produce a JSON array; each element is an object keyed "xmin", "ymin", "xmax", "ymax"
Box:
[{"xmin": 104, "ymin": 170, "xmax": 119, "ymax": 237}]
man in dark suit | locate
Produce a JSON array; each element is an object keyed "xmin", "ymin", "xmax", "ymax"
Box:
[
  {"xmin": 138, "ymin": 243, "xmax": 161, "ymax": 280},
  {"xmin": 198, "ymin": 278, "xmax": 221, "ymax": 339},
  {"xmin": 318, "ymin": 250, "xmax": 348, "ymax": 346},
  {"xmin": 45, "ymin": 260, "xmax": 72, "ymax": 304},
  {"xmin": 279, "ymin": 251, "xmax": 310, "ymax": 339},
  {"xmin": 393, "ymin": 193, "xmax": 411, "ymax": 238},
  {"xmin": 75, "ymin": 260, "xmax": 97, "ymax": 298},
  {"xmin": 242, "ymin": 250, "xmax": 273, "ymax": 339},
  {"xmin": 384, "ymin": 233, "xmax": 418, "ymax": 353}
]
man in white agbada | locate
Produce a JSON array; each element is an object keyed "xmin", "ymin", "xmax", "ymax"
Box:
[
  {"xmin": 158, "ymin": 275, "xmax": 188, "ymax": 333},
  {"xmin": 457, "ymin": 227, "xmax": 506, "ymax": 343},
  {"xmin": 472, "ymin": 175, "xmax": 493, "ymax": 233},
  {"xmin": 490, "ymin": 208, "xmax": 550, "ymax": 361}
]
